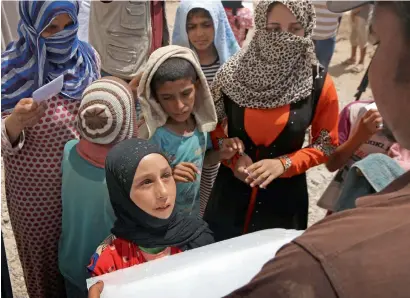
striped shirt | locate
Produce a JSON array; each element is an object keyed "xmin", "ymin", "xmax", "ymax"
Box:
[
  {"xmin": 201, "ymin": 59, "xmax": 221, "ymax": 85},
  {"xmin": 199, "ymin": 59, "xmax": 221, "ymax": 217},
  {"xmin": 313, "ymin": 1, "xmax": 341, "ymax": 40}
]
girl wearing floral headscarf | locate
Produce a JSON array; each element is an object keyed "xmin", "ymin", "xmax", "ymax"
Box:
[
  {"xmin": 204, "ymin": 0, "xmax": 339, "ymax": 241},
  {"xmin": 1, "ymin": 1, "xmax": 100, "ymax": 296}
]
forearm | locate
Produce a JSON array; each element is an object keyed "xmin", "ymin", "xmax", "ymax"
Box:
[
  {"xmin": 326, "ymin": 132, "xmax": 367, "ymax": 172},
  {"xmin": 204, "ymin": 150, "xmax": 221, "ymax": 166},
  {"xmin": 4, "ymin": 115, "xmax": 24, "ymax": 145}
]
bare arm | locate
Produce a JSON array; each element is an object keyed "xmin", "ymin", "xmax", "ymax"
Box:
[
  {"xmin": 204, "ymin": 149, "xmax": 222, "ymax": 166},
  {"xmin": 4, "ymin": 114, "xmax": 24, "ymax": 145},
  {"xmin": 326, "ymin": 130, "xmax": 367, "ymax": 172},
  {"xmin": 326, "ymin": 109, "xmax": 383, "ymax": 172}
]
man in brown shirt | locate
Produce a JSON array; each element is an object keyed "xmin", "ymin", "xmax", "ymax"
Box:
[{"xmin": 226, "ymin": 1, "xmax": 410, "ymax": 297}]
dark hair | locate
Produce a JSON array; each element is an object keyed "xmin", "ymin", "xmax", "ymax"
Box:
[
  {"xmin": 150, "ymin": 57, "xmax": 197, "ymax": 96},
  {"xmin": 187, "ymin": 8, "xmax": 212, "ymax": 23}
]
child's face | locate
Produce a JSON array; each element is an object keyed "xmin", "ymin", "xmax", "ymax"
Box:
[
  {"xmin": 186, "ymin": 13, "xmax": 215, "ymax": 51},
  {"xmin": 130, "ymin": 154, "xmax": 176, "ymax": 219},
  {"xmin": 156, "ymin": 79, "xmax": 197, "ymax": 123}
]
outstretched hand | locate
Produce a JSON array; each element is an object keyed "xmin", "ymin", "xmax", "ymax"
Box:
[{"xmin": 245, "ymin": 159, "xmax": 285, "ymax": 189}]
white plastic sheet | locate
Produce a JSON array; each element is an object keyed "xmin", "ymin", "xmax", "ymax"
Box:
[{"xmin": 87, "ymin": 229, "xmax": 303, "ymax": 298}]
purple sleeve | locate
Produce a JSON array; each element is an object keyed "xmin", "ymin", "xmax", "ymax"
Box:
[{"xmin": 337, "ymin": 105, "xmax": 351, "ymax": 145}]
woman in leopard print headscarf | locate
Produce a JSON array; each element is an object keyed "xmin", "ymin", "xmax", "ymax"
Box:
[{"xmin": 203, "ymin": 0, "xmax": 339, "ymax": 241}]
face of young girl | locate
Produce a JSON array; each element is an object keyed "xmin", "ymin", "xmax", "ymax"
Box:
[
  {"xmin": 130, "ymin": 154, "xmax": 176, "ymax": 219},
  {"xmin": 266, "ymin": 3, "xmax": 305, "ymax": 37},
  {"xmin": 186, "ymin": 12, "xmax": 215, "ymax": 51}
]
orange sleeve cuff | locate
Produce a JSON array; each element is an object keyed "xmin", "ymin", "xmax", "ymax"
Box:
[
  {"xmin": 280, "ymin": 74, "xmax": 339, "ymax": 178},
  {"xmin": 211, "ymin": 122, "xmax": 239, "ymax": 171}
]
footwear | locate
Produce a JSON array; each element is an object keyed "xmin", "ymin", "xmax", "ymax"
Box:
[{"xmin": 352, "ymin": 64, "xmax": 365, "ymax": 73}]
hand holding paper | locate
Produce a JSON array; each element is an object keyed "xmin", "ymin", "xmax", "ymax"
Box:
[{"xmin": 32, "ymin": 75, "xmax": 64, "ymax": 103}]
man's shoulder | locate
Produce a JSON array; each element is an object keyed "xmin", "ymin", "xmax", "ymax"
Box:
[
  {"xmin": 291, "ymin": 173, "xmax": 410, "ymax": 297},
  {"xmin": 226, "ymin": 242, "xmax": 337, "ymax": 297},
  {"xmin": 296, "ymin": 178, "xmax": 410, "ymax": 259}
]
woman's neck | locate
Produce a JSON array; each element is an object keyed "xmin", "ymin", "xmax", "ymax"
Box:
[{"xmin": 197, "ymin": 45, "xmax": 218, "ymax": 66}]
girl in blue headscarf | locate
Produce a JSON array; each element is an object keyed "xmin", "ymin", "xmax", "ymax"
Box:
[
  {"xmin": 172, "ymin": 0, "xmax": 240, "ymax": 216},
  {"xmin": 1, "ymin": 1, "xmax": 99, "ymax": 297}
]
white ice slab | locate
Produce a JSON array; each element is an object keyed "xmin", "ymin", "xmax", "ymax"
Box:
[{"xmin": 87, "ymin": 229, "xmax": 303, "ymax": 298}]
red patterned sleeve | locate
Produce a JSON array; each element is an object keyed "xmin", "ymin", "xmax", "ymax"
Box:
[
  {"xmin": 87, "ymin": 235, "xmax": 119, "ymax": 277},
  {"xmin": 279, "ymin": 74, "xmax": 339, "ymax": 178}
]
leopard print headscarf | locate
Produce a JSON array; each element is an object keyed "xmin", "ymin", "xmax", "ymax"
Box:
[{"xmin": 212, "ymin": 0, "xmax": 317, "ymax": 120}]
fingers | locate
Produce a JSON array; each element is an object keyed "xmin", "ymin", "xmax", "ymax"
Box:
[
  {"xmin": 173, "ymin": 174, "xmax": 193, "ymax": 183},
  {"xmin": 246, "ymin": 160, "xmax": 263, "ymax": 173},
  {"xmin": 173, "ymin": 171, "xmax": 196, "ymax": 182},
  {"xmin": 223, "ymin": 138, "xmax": 245, "ymax": 154},
  {"xmin": 15, "ymin": 98, "xmax": 38, "ymax": 113},
  {"xmin": 234, "ymin": 167, "xmax": 248, "ymax": 183},
  {"xmin": 259, "ymin": 174, "xmax": 275, "ymax": 189},
  {"xmin": 18, "ymin": 98, "xmax": 35, "ymax": 106},
  {"xmin": 88, "ymin": 281, "xmax": 104, "ymax": 298},
  {"xmin": 173, "ymin": 165, "xmax": 197, "ymax": 182},
  {"xmin": 249, "ymin": 169, "xmax": 269, "ymax": 187},
  {"xmin": 364, "ymin": 110, "xmax": 381, "ymax": 123},
  {"xmin": 178, "ymin": 162, "xmax": 200, "ymax": 174},
  {"xmin": 230, "ymin": 137, "xmax": 244, "ymax": 153},
  {"xmin": 365, "ymin": 112, "xmax": 381, "ymax": 123},
  {"xmin": 25, "ymin": 112, "xmax": 46, "ymax": 127}
]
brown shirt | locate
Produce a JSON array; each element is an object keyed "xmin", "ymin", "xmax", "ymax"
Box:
[{"xmin": 226, "ymin": 171, "xmax": 410, "ymax": 298}]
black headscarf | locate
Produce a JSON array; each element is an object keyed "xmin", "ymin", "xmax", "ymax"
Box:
[{"xmin": 106, "ymin": 138, "xmax": 214, "ymax": 250}]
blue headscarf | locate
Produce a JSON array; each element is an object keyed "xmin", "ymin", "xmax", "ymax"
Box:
[
  {"xmin": 172, "ymin": 0, "xmax": 240, "ymax": 65},
  {"xmin": 1, "ymin": 1, "xmax": 99, "ymax": 112}
]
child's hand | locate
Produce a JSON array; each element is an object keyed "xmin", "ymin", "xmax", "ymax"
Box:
[
  {"xmin": 233, "ymin": 154, "xmax": 253, "ymax": 183},
  {"xmin": 356, "ymin": 109, "xmax": 383, "ymax": 141},
  {"xmin": 173, "ymin": 162, "xmax": 200, "ymax": 183},
  {"xmin": 219, "ymin": 137, "xmax": 245, "ymax": 160},
  {"xmin": 88, "ymin": 281, "xmax": 104, "ymax": 298}
]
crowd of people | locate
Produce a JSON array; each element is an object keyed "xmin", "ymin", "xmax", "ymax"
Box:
[{"xmin": 1, "ymin": 1, "xmax": 410, "ymax": 298}]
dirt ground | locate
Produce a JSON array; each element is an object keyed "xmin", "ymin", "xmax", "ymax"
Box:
[{"xmin": 1, "ymin": 2, "xmax": 374, "ymax": 297}]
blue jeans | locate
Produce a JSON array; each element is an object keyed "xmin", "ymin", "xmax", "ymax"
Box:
[{"xmin": 314, "ymin": 36, "xmax": 336, "ymax": 71}]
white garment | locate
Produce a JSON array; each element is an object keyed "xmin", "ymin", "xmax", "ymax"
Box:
[
  {"xmin": 1, "ymin": 0, "xmax": 19, "ymax": 51},
  {"xmin": 77, "ymin": 0, "xmax": 91, "ymax": 43}
]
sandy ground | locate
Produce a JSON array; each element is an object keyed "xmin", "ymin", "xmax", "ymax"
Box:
[{"xmin": 1, "ymin": 2, "xmax": 374, "ymax": 297}]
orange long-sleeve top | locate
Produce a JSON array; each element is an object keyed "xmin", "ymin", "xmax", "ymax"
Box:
[{"xmin": 212, "ymin": 74, "xmax": 339, "ymax": 177}]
